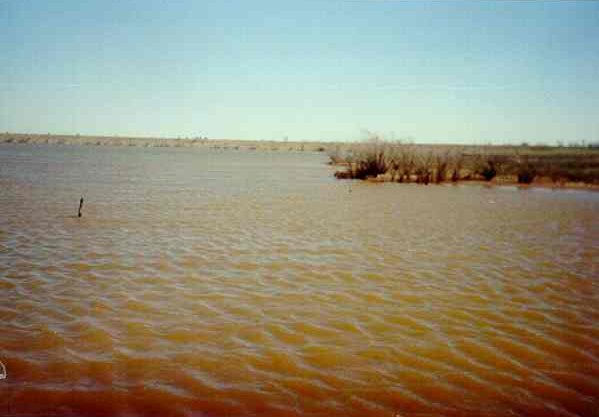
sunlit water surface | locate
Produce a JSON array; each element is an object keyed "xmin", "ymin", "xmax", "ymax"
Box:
[{"xmin": 0, "ymin": 144, "xmax": 598, "ymax": 417}]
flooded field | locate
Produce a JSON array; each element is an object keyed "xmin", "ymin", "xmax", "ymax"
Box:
[{"xmin": 0, "ymin": 144, "xmax": 598, "ymax": 417}]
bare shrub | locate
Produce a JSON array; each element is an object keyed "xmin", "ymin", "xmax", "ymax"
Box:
[
  {"xmin": 434, "ymin": 152, "xmax": 450, "ymax": 184},
  {"xmin": 394, "ymin": 144, "xmax": 416, "ymax": 183},
  {"xmin": 352, "ymin": 137, "xmax": 390, "ymax": 179},
  {"xmin": 450, "ymin": 152, "xmax": 464, "ymax": 182},
  {"xmin": 515, "ymin": 155, "xmax": 537, "ymax": 184},
  {"xmin": 386, "ymin": 142, "xmax": 413, "ymax": 182},
  {"xmin": 476, "ymin": 155, "xmax": 500, "ymax": 181},
  {"xmin": 415, "ymin": 152, "xmax": 434, "ymax": 185}
]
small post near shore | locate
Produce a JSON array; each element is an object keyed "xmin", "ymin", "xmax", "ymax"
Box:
[{"xmin": 78, "ymin": 197, "xmax": 84, "ymax": 218}]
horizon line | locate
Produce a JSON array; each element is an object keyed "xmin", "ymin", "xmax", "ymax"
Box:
[{"xmin": 2, "ymin": 131, "xmax": 597, "ymax": 148}]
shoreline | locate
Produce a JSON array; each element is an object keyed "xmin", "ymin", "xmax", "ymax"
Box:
[
  {"xmin": 0, "ymin": 133, "xmax": 331, "ymax": 153},
  {"xmin": 362, "ymin": 177, "xmax": 599, "ymax": 192}
]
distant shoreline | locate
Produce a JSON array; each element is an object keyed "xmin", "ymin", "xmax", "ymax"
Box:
[{"xmin": 0, "ymin": 133, "xmax": 332, "ymax": 152}]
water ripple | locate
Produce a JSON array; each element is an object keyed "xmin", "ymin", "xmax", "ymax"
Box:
[{"xmin": 1, "ymin": 144, "xmax": 598, "ymax": 416}]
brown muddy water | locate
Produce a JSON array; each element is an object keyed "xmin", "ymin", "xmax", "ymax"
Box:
[{"xmin": 0, "ymin": 144, "xmax": 598, "ymax": 417}]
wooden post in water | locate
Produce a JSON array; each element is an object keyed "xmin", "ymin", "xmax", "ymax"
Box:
[{"xmin": 78, "ymin": 197, "xmax": 84, "ymax": 217}]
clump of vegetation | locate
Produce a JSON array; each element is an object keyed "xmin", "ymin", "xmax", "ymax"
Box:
[
  {"xmin": 414, "ymin": 152, "xmax": 434, "ymax": 185},
  {"xmin": 434, "ymin": 152, "xmax": 450, "ymax": 184},
  {"xmin": 331, "ymin": 135, "xmax": 455, "ymax": 184},
  {"xmin": 515, "ymin": 155, "xmax": 537, "ymax": 184},
  {"xmin": 476, "ymin": 157, "xmax": 498, "ymax": 181},
  {"xmin": 532, "ymin": 154, "xmax": 599, "ymax": 184},
  {"xmin": 326, "ymin": 133, "xmax": 599, "ymax": 187},
  {"xmin": 389, "ymin": 144, "xmax": 416, "ymax": 182},
  {"xmin": 349, "ymin": 136, "xmax": 391, "ymax": 179},
  {"xmin": 450, "ymin": 153, "xmax": 464, "ymax": 182}
]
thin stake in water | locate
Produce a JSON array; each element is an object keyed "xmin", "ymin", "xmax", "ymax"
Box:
[{"xmin": 78, "ymin": 197, "xmax": 84, "ymax": 217}]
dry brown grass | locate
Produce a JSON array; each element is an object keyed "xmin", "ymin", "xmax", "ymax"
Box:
[{"xmin": 331, "ymin": 136, "xmax": 599, "ymax": 186}]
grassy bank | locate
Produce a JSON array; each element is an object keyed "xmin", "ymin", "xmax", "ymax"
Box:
[{"xmin": 330, "ymin": 137, "xmax": 599, "ymax": 186}]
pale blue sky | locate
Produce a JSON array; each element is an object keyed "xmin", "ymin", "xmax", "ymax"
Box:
[{"xmin": 1, "ymin": 0, "xmax": 598, "ymax": 143}]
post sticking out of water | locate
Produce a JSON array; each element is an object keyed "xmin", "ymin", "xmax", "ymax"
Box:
[{"xmin": 78, "ymin": 197, "xmax": 84, "ymax": 218}]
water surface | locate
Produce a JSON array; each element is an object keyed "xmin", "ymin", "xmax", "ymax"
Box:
[{"xmin": 1, "ymin": 144, "xmax": 598, "ymax": 416}]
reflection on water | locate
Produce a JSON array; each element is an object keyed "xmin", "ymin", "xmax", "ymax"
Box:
[{"xmin": 1, "ymin": 144, "xmax": 598, "ymax": 417}]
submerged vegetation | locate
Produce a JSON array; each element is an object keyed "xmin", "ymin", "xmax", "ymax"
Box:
[{"xmin": 331, "ymin": 136, "xmax": 599, "ymax": 186}]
